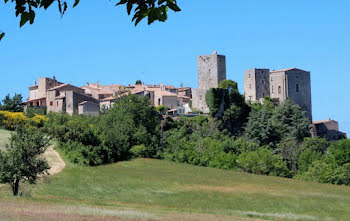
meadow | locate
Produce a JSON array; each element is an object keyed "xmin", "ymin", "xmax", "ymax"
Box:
[{"xmin": 0, "ymin": 130, "xmax": 350, "ymax": 220}]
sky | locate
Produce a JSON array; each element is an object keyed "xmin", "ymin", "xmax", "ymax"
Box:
[{"xmin": 0, "ymin": 0, "xmax": 349, "ymax": 134}]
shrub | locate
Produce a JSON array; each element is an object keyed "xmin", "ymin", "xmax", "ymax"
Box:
[
  {"xmin": 130, "ymin": 144, "xmax": 148, "ymax": 157},
  {"xmin": 0, "ymin": 111, "xmax": 28, "ymax": 130},
  {"xmin": 295, "ymin": 161, "xmax": 350, "ymax": 185},
  {"xmin": 237, "ymin": 148, "xmax": 291, "ymax": 177}
]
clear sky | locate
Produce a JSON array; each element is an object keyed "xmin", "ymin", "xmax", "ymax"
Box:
[{"xmin": 1, "ymin": 0, "xmax": 349, "ymax": 134}]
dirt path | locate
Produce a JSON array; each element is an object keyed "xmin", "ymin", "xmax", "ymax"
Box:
[{"xmin": 43, "ymin": 145, "xmax": 66, "ymax": 176}]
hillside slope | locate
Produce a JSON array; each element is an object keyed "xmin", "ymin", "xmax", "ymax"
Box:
[{"xmin": 1, "ymin": 156, "xmax": 350, "ymax": 220}]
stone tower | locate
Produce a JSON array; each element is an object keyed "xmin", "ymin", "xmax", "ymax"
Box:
[
  {"xmin": 192, "ymin": 51, "xmax": 226, "ymax": 113},
  {"xmin": 244, "ymin": 69, "xmax": 270, "ymax": 102},
  {"xmin": 269, "ymin": 68, "xmax": 312, "ymax": 121}
]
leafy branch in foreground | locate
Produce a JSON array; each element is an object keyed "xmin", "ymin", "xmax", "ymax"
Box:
[{"xmin": 1, "ymin": 0, "xmax": 181, "ymax": 41}]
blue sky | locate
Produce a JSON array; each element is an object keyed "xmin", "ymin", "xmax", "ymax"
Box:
[{"xmin": 0, "ymin": 0, "xmax": 349, "ymax": 134}]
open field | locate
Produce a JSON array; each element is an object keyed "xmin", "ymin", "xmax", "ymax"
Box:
[
  {"xmin": 0, "ymin": 156, "xmax": 350, "ymax": 220},
  {"xmin": 0, "ymin": 130, "xmax": 350, "ymax": 220}
]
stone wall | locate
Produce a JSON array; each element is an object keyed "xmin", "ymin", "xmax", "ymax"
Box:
[
  {"xmin": 285, "ymin": 69, "xmax": 312, "ymax": 120},
  {"xmin": 78, "ymin": 101, "xmax": 100, "ymax": 116},
  {"xmin": 65, "ymin": 91, "xmax": 99, "ymax": 115}
]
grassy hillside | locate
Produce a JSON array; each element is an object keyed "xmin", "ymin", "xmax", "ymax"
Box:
[
  {"xmin": 0, "ymin": 129, "xmax": 10, "ymax": 151},
  {"xmin": 1, "ymin": 155, "xmax": 350, "ymax": 220}
]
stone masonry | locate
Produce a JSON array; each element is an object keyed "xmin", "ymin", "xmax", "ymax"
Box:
[
  {"xmin": 192, "ymin": 51, "xmax": 226, "ymax": 113},
  {"xmin": 244, "ymin": 69, "xmax": 270, "ymax": 102},
  {"xmin": 244, "ymin": 68, "xmax": 312, "ymax": 121}
]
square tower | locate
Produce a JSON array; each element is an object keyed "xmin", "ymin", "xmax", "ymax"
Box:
[
  {"xmin": 269, "ymin": 68, "xmax": 312, "ymax": 120},
  {"xmin": 244, "ymin": 69, "xmax": 270, "ymax": 102},
  {"xmin": 192, "ymin": 51, "xmax": 226, "ymax": 113},
  {"xmin": 197, "ymin": 51, "xmax": 226, "ymax": 90}
]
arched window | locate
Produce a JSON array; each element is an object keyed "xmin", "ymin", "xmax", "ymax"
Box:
[{"xmin": 278, "ymin": 86, "xmax": 281, "ymax": 94}]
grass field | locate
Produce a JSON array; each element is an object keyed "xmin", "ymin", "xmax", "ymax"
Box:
[
  {"xmin": 0, "ymin": 132, "xmax": 350, "ymax": 220},
  {"xmin": 0, "ymin": 129, "xmax": 10, "ymax": 151}
]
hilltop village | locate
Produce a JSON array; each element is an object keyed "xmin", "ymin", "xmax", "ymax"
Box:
[{"xmin": 25, "ymin": 52, "xmax": 346, "ymax": 141}]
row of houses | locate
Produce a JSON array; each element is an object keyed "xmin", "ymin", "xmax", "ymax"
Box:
[{"xmin": 25, "ymin": 77, "xmax": 192, "ymax": 116}]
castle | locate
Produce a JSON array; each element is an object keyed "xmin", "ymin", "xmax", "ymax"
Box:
[
  {"xmin": 244, "ymin": 68, "xmax": 312, "ymax": 120},
  {"xmin": 191, "ymin": 53, "xmax": 313, "ymax": 121}
]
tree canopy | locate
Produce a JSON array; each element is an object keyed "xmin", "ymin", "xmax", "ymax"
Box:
[
  {"xmin": 0, "ymin": 126, "xmax": 50, "ymax": 196},
  {"xmin": 1, "ymin": 0, "xmax": 181, "ymax": 41},
  {"xmin": 0, "ymin": 93, "xmax": 24, "ymax": 112}
]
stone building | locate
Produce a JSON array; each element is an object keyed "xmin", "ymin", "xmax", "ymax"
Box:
[
  {"xmin": 311, "ymin": 119, "xmax": 347, "ymax": 141},
  {"xmin": 78, "ymin": 101, "xmax": 100, "ymax": 116},
  {"xmin": 26, "ymin": 77, "xmax": 62, "ymax": 108},
  {"xmin": 192, "ymin": 51, "xmax": 226, "ymax": 113},
  {"xmin": 46, "ymin": 83, "xmax": 100, "ymax": 115},
  {"xmin": 244, "ymin": 69, "xmax": 270, "ymax": 102},
  {"xmin": 244, "ymin": 68, "xmax": 312, "ymax": 121}
]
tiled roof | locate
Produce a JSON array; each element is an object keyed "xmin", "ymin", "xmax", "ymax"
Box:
[
  {"xmin": 177, "ymin": 95, "xmax": 191, "ymax": 99},
  {"xmin": 100, "ymin": 96, "xmax": 115, "ymax": 102},
  {"xmin": 178, "ymin": 87, "xmax": 191, "ymax": 92},
  {"xmin": 48, "ymin": 84, "xmax": 68, "ymax": 91},
  {"xmin": 313, "ymin": 119, "xmax": 337, "ymax": 124},
  {"xmin": 79, "ymin": 101, "xmax": 98, "ymax": 105},
  {"xmin": 270, "ymin": 68, "xmax": 308, "ymax": 73}
]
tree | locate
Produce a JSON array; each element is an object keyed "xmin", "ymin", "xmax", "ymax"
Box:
[
  {"xmin": 205, "ymin": 80, "xmax": 250, "ymax": 136},
  {"xmin": 0, "ymin": 126, "xmax": 50, "ymax": 196},
  {"xmin": 270, "ymin": 98, "xmax": 310, "ymax": 142},
  {"xmin": 1, "ymin": 0, "xmax": 181, "ymax": 40},
  {"xmin": 135, "ymin": 80, "xmax": 143, "ymax": 85},
  {"xmin": 0, "ymin": 94, "xmax": 24, "ymax": 112},
  {"xmin": 244, "ymin": 106, "xmax": 278, "ymax": 146}
]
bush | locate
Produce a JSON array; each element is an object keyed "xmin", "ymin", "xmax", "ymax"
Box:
[
  {"xmin": 130, "ymin": 145, "xmax": 148, "ymax": 157},
  {"xmin": 0, "ymin": 111, "xmax": 28, "ymax": 130},
  {"xmin": 295, "ymin": 161, "xmax": 350, "ymax": 185},
  {"xmin": 237, "ymin": 148, "xmax": 291, "ymax": 177},
  {"xmin": 58, "ymin": 141, "xmax": 107, "ymax": 166},
  {"xmin": 327, "ymin": 139, "xmax": 350, "ymax": 167}
]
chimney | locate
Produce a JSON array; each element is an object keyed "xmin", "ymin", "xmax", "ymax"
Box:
[
  {"xmin": 53, "ymin": 76, "xmax": 56, "ymax": 81},
  {"xmin": 34, "ymin": 81, "xmax": 37, "ymax": 86}
]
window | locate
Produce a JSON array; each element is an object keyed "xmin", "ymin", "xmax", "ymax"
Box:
[
  {"xmin": 262, "ymin": 80, "xmax": 265, "ymax": 85},
  {"xmin": 271, "ymin": 86, "xmax": 274, "ymax": 94},
  {"xmin": 158, "ymin": 98, "xmax": 161, "ymax": 105},
  {"xmin": 50, "ymin": 101, "xmax": 53, "ymax": 106},
  {"xmin": 249, "ymin": 74, "xmax": 251, "ymax": 78},
  {"xmin": 263, "ymin": 93, "xmax": 265, "ymax": 97},
  {"xmin": 249, "ymin": 84, "xmax": 251, "ymax": 89},
  {"xmin": 56, "ymin": 101, "xmax": 59, "ymax": 106},
  {"xmin": 278, "ymin": 86, "xmax": 281, "ymax": 94},
  {"xmin": 199, "ymin": 95, "xmax": 202, "ymax": 101},
  {"xmin": 296, "ymin": 84, "xmax": 299, "ymax": 92}
]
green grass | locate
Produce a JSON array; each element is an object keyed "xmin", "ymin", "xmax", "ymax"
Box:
[
  {"xmin": 1, "ymin": 156, "xmax": 350, "ymax": 220},
  {"xmin": 0, "ymin": 129, "xmax": 10, "ymax": 151},
  {"xmin": 0, "ymin": 131, "xmax": 350, "ymax": 220}
]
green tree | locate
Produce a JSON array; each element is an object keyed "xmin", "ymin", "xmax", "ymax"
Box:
[
  {"xmin": 98, "ymin": 94, "xmax": 161, "ymax": 161},
  {"xmin": 327, "ymin": 139, "xmax": 350, "ymax": 167},
  {"xmin": 271, "ymin": 98, "xmax": 310, "ymax": 142},
  {"xmin": 0, "ymin": 126, "xmax": 50, "ymax": 196},
  {"xmin": 298, "ymin": 137, "xmax": 329, "ymax": 174},
  {"xmin": 237, "ymin": 148, "xmax": 291, "ymax": 177},
  {"xmin": 1, "ymin": 0, "xmax": 181, "ymax": 40},
  {"xmin": 135, "ymin": 80, "xmax": 143, "ymax": 85},
  {"xmin": 244, "ymin": 105, "xmax": 278, "ymax": 146},
  {"xmin": 1, "ymin": 94, "xmax": 24, "ymax": 112}
]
